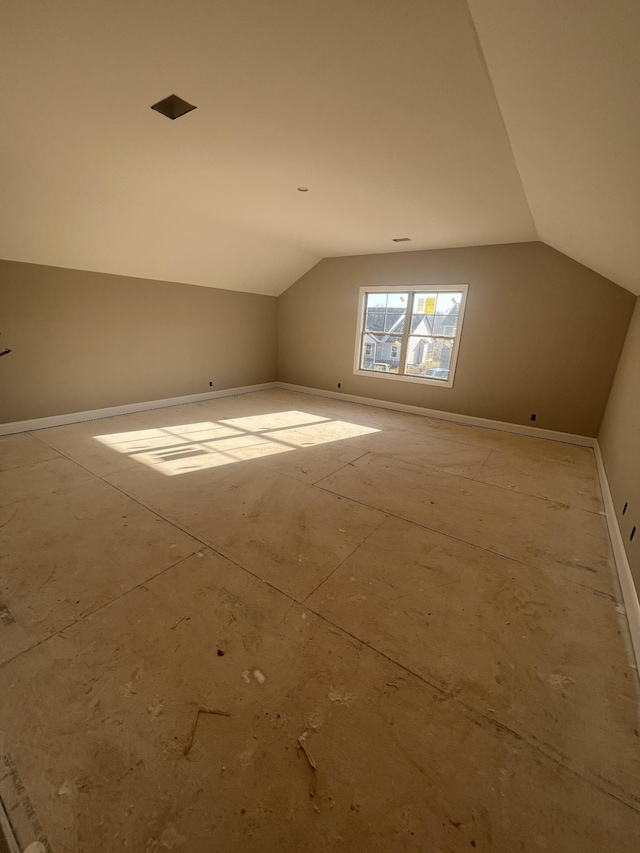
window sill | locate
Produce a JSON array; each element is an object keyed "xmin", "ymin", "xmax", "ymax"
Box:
[{"xmin": 352, "ymin": 368, "xmax": 454, "ymax": 389}]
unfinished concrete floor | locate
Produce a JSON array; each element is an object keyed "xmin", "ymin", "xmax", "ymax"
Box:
[{"xmin": 0, "ymin": 388, "xmax": 638, "ymax": 852}]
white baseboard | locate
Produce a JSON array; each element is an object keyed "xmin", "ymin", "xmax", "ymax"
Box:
[
  {"xmin": 276, "ymin": 382, "xmax": 596, "ymax": 447},
  {"xmin": 0, "ymin": 382, "xmax": 277, "ymax": 436},
  {"xmin": 2, "ymin": 379, "xmax": 596, "ymax": 446},
  {"xmin": 593, "ymin": 443, "xmax": 640, "ymax": 672}
]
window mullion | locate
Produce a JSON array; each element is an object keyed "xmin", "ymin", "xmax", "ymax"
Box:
[
  {"xmin": 360, "ymin": 332, "xmax": 371, "ymax": 368},
  {"xmin": 398, "ymin": 293, "xmax": 412, "ymax": 376}
]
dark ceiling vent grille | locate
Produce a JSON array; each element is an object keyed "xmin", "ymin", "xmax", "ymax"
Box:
[{"xmin": 151, "ymin": 94, "xmax": 197, "ymax": 120}]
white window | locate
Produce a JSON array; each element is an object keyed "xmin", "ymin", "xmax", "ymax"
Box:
[{"xmin": 353, "ymin": 284, "xmax": 468, "ymax": 387}]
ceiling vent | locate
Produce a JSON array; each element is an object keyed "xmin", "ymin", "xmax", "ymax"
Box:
[{"xmin": 151, "ymin": 94, "xmax": 197, "ymax": 120}]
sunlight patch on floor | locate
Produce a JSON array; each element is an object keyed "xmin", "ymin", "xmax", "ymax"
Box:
[{"xmin": 93, "ymin": 410, "xmax": 379, "ymax": 475}]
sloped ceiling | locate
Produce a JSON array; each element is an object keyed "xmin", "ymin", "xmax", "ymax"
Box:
[
  {"xmin": 0, "ymin": 1, "xmax": 637, "ymax": 296},
  {"xmin": 467, "ymin": 0, "xmax": 640, "ymax": 295}
]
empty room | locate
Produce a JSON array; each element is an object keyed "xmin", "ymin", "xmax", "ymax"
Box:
[{"xmin": 1, "ymin": 1, "xmax": 639, "ymax": 851}]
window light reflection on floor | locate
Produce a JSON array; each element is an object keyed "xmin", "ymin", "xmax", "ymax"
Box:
[{"xmin": 93, "ymin": 410, "xmax": 379, "ymax": 476}]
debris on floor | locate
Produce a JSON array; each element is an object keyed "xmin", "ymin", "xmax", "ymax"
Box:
[
  {"xmin": 183, "ymin": 706, "xmax": 231, "ymax": 757},
  {"xmin": 0, "ymin": 795, "xmax": 20, "ymax": 853},
  {"xmin": 297, "ymin": 730, "xmax": 317, "ymax": 798},
  {"xmin": 328, "ymin": 688, "xmax": 351, "ymax": 706}
]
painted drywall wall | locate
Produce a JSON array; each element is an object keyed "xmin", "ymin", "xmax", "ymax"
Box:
[
  {"xmin": 277, "ymin": 242, "xmax": 635, "ymax": 436},
  {"xmin": 0, "ymin": 260, "xmax": 277, "ymax": 423},
  {"xmin": 599, "ymin": 297, "xmax": 640, "ymax": 586}
]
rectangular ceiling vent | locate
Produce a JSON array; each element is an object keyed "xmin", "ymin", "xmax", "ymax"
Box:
[{"xmin": 151, "ymin": 94, "xmax": 197, "ymax": 120}]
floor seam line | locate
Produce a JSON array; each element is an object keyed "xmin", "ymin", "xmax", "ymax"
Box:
[
  {"xmin": 309, "ymin": 450, "xmax": 372, "ymax": 487},
  {"xmin": 301, "ymin": 515, "xmax": 390, "ymax": 603},
  {"xmin": 0, "ymin": 629, "xmax": 72, "ymax": 672},
  {"xmin": 3, "ymin": 576, "xmax": 637, "ymax": 816},
  {"xmin": 22, "ymin": 441, "xmax": 219, "ymax": 552},
  {"xmin": 0, "ymin": 552, "xmax": 199, "ymax": 672},
  {"xmin": 11, "ymin": 441, "xmax": 254, "ymax": 605},
  {"xmin": 73, "ymin": 551, "xmax": 200, "ymax": 622},
  {"xmin": 310, "ymin": 484, "xmax": 618, "ymax": 597},
  {"xmin": 91, "ymin": 467, "xmax": 298, "ymax": 598},
  {"xmin": 23, "ymin": 412, "xmax": 601, "ymax": 515},
  {"xmin": 302, "ymin": 601, "xmax": 640, "ymax": 816},
  {"xmin": 345, "ymin": 456, "xmax": 604, "ymax": 513}
]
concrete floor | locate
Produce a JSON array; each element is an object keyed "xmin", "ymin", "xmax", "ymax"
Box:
[{"xmin": 0, "ymin": 388, "xmax": 638, "ymax": 852}]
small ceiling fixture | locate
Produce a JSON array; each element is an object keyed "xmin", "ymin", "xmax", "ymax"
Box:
[
  {"xmin": 392, "ymin": 237, "xmax": 411, "ymax": 242},
  {"xmin": 297, "ymin": 187, "xmax": 309, "ymax": 192},
  {"xmin": 151, "ymin": 94, "xmax": 197, "ymax": 120}
]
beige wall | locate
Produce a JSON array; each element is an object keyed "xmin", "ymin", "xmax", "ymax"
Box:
[
  {"xmin": 277, "ymin": 242, "xmax": 635, "ymax": 436},
  {"xmin": 599, "ymin": 297, "xmax": 640, "ymax": 587},
  {"xmin": 0, "ymin": 260, "xmax": 277, "ymax": 423}
]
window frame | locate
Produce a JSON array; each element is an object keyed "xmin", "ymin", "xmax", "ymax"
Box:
[{"xmin": 352, "ymin": 284, "xmax": 468, "ymax": 389}]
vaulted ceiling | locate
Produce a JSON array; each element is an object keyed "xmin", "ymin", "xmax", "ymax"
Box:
[
  {"xmin": 1, "ymin": 1, "xmax": 638, "ymax": 296},
  {"xmin": 468, "ymin": 0, "xmax": 640, "ymax": 295}
]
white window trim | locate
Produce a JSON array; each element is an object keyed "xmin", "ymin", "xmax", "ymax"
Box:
[{"xmin": 352, "ymin": 284, "xmax": 468, "ymax": 389}]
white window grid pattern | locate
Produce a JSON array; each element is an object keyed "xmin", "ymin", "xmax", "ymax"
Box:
[{"xmin": 353, "ymin": 284, "xmax": 468, "ymax": 389}]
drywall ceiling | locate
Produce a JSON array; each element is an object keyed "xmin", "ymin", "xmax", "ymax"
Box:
[
  {"xmin": 0, "ymin": 0, "xmax": 535, "ymax": 295},
  {"xmin": 0, "ymin": 1, "xmax": 637, "ymax": 296},
  {"xmin": 467, "ymin": 0, "xmax": 640, "ymax": 295}
]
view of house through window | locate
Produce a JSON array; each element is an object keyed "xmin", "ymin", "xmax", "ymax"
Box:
[{"xmin": 354, "ymin": 285, "xmax": 468, "ymax": 387}]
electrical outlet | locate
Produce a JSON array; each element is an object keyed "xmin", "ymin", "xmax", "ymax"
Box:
[
  {"xmin": 209, "ymin": 381, "xmax": 213, "ymax": 387},
  {"xmin": 530, "ymin": 413, "xmax": 537, "ymax": 422},
  {"xmin": 337, "ymin": 382, "xmax": 342, "ymax": 389}
]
